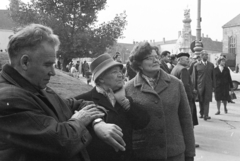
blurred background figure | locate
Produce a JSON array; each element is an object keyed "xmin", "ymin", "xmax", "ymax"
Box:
[
  {"xmin": 125, "ymin": 60, "xmax": 136, "ymax": 81},
  {"xmin": 113, "ymin": 52, "xmax": 122, "ymax": 63},
  {"xmin": 167, "ymin": 54, "xmax": 177, "ymax": 71},
  {"xmin": 70, "ymin": 64, "xmax": 77, "ymax": 77},
  {"xmin": 192, "ymin": 50, "xmax": 215, "ymax": 121},
  {"xmin": 159, "ymin": 50, "xmax": 171, "ymax": 73},
  {"xmin": 82, "ymin": 60, "xmax": 89, "ymax": 77},
  {"xmin": 214, "ymin": 57, "xmax": 234, "ymax": 115},
  {"xmin": 189, "ymin": 55, "xmax": 201, "ymax": 76}
]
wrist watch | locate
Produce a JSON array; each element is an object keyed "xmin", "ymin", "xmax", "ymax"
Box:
[{"xmin": 92, "ymin": 118, "xmax": 103, "ymax": 127}]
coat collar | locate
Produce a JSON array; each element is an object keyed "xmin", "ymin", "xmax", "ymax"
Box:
[
  {"xmin": 91, "ymin": 87, "xmax": 118, "ymax": 113},
  {"xmin": 1, "ymin": 64, "xmax": 40, "ymax": 94},
  {"xmin": 134, "ymin": 69, "xmax": 171, "ymax": 96}
]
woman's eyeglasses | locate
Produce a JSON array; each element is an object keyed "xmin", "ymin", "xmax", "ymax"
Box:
[{"xmin": 143, "ymin": 55, "xmax": 159, "ymax": 61}]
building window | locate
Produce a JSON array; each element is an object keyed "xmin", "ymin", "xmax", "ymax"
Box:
[{"xmin": 228, "ymin": 36, "xmax": 236, "ymax": 54}]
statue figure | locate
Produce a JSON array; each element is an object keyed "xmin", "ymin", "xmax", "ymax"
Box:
[{"xmin": 184, "ymin": 9, "xmax": 190, "ymax": 19}]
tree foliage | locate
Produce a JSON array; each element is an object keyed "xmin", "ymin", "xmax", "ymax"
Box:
[{"xmin": 9, "ymin": 0, "xmax": 127, "ymax": 64}]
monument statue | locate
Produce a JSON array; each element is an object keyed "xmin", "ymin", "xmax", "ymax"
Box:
[{"xmin": 177, "ymin": 8, "xmax": 192, "ymax": 53}]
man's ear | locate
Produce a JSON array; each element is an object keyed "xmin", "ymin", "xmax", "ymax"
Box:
[{"xmin": 20, "ymin": 55, "xmax": 30, "ymax": 70}]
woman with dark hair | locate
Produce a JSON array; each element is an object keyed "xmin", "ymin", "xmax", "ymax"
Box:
[
  {"xmin": 214, "ymin": 57, "xmax": 233, "ymax": 115},
  {"xmin": 125, "ymin": 42, "xmax": 195, "ymax": 161}
]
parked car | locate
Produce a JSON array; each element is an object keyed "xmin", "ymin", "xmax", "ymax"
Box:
[{"xmin": 228, "ymin": 67, "xmax": 240, "ymax": 90}]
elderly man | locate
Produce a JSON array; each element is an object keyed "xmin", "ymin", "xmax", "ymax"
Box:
[
  {"xmin": 75, "ymin": 53, "xmax": 149, "ymax": 161},
  {"xmin": 192, "ymin": 50, "xmax": 215, "ymax": 121},
  {"xmin": 171, "ymin": 53, "xmax": 199, "ymax": 147},
  {"xmin": 0, "ymin": 24, "xmax": 122, "ymax": 161}
]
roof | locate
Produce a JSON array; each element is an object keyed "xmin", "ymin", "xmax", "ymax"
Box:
[
  {"xmin": 116, "ymin": 42, "xmax": 135, "ymax": 51},
  {"xmin": 222, "ymin": 14, "xmax": 240, "ymax": 28},
  {"xmin": 0, "ymin": 10, "xmax": 15, "ymax": 30},
  {"xmin": 191, "ymin": 36, "xmax": 222, "ymax": 52}
]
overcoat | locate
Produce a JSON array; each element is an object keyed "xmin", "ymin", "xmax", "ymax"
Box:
[
  {"xmin": 160, "ymin": 60, "xmax": 171, "ymax": 74},
  {"xmin": 75, "ymin": 88, "xmax": 149, "ymax": 161},
  {"xmin": 192, "ymin": 61, "xmax": 215, "ymax": 102},
  {"xmin": 171, "ymin": 64, "xmax": 198, "ymax": 126},
  {"xmin": 214, "ymin": 66, "xmax": 233, "ymax": 101},
  {"xmin": 0, "ymin": 64, "xmax": 92, "ymax": 161},
  {"xmin": 125, "ymin": 69, "xmax": 195, "ymax": 160}
]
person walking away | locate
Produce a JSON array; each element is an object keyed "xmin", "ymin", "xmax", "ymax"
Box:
[
  {"xmin": 126, "ymin": 42, "xmax": 195, "ymax": 161},
  {"xmin": 192, "ymin": 50, "xmax": 215, "ymax": 121},
  {"xmin": 82, "ymin": 61, "xmax": 89, "ymax": 77},
  {"xmin": 214, "ymin": 57, "xmax": 234, "ymax": 115}
]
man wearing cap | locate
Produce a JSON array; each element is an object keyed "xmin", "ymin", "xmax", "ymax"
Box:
[
  {"xmin": 192, "ymin": 50, "xmax": 215, "ymax": 121},
  {"xmin": 171, "ymin": 53, "xmax": 199, "ymax": 147},
  {"xmin": 74, "ymin": 53, "xmax": 149, "ymax": 161},
  {"xmin": 160, "ymin": 50, "xmax": 171, "ymax": 73}
]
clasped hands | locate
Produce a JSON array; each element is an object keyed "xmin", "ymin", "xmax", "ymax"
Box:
[{"xmin": 71, "ymin": 103, "xmax": 126, "ymax": 152}]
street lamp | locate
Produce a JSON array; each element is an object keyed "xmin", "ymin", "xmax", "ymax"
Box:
[{"xmin": 194, "ymin": 0, "xmax": 203, "ymax": 55}]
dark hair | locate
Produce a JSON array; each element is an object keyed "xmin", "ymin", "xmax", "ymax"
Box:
[
  {"xmin": 217, "ymin": 57, "xmax": 226, "ymax": 65},
  {"xmin": 170, "ymin": 54, "xmax": 176, "ymax": 60},
  {"xmin": 129, "ymin": 42, "xmax": 158, "ymax": 72},
  {"xmin": 161, "ymin": 50, "xmax": 170, "ymax": 57}
]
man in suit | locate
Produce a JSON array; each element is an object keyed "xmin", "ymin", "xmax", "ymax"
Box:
[
  {"xmin": 160, "ymin": 50, "xmax": 171, "ymax": 73},
  {"xmin": 75, "ymin": 54, "xmax": 149, "ymax": 161},
  {"xmin": 192, "ymin": 50, "xmax": 215, "ymax": 121}
]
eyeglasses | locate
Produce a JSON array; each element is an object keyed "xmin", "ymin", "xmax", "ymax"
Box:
[{"xmin": 143, "ymin": 55, "xmax": 159, "ymax": 61}]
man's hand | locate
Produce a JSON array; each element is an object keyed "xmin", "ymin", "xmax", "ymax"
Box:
[
  {"xmin": 113, "ymin": 86, "xmax": 126, "ymax": 103},
  {"xmin": 93, "ymin": 121, "xmax": 126, "ymax": 152},
  {"xmin": 71, "ymin": 104, "xmax": 105, "ymax": 126}
]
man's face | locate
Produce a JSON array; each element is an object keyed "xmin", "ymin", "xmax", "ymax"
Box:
[
  {"xmin": 201, "ymin": 53, "xmax": 208, "ymax": 61},
  {"xmin": 163, "ymin": 53, "xmax": 171, "ymax": 63},
  {"xmin": 25, "ymin": 42, "xmax": 56, "ymax": 89},
  {"xmin": 179, "ymin": 56, "xmax": 190, "ymax": 66},
  {"xmin": 101, "ymin": 66, "xmax": 124, "ymax": 91}
]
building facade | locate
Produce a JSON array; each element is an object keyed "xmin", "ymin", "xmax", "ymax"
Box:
[{"xmin": 222, "ymin": 14, "xmax": 240, "ymax": 67}]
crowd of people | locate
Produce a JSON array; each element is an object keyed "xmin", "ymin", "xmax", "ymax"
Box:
[{"xmin": 0, "ymin": 23, "xmax": 236, "ymax": 161}]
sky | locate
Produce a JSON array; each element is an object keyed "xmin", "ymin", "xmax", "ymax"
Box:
[{"xmin": 1, "ymin": 0, "xmax": 240, "ymax": 43}]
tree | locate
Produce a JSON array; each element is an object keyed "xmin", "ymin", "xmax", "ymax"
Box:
[{"xmin": 9, "ymin": 0, "xmax": 127, "ymax": 70}]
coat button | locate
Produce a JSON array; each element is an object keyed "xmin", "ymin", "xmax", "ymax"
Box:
[{"xmin": 154, "ymin": 100, "xmax": 158, "ymax": 104}]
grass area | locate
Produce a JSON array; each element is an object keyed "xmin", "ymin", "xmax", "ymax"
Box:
[
  {"xmin": 0, "ymin": 52, "xmax": 90, "ymax": 98},
  {"xmin": 49, "ymin": 69, "xmax": 93, "ymax": 98},
  {"xmin": 0, "ymin": 52, "xmax": 9, "ymax": 67}
]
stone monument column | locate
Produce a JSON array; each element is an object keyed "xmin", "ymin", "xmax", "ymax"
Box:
[{"xmin": 177, "ymin": 8, "xmax": 192, "ymax": 53}]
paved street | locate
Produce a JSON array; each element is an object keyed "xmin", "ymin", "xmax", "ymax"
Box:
[{"xmin": 195, "ymin": 90, "xmax": 240, "ymax": 161}]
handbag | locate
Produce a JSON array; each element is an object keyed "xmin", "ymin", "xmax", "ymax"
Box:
[{"xmin": 230, "ymin": 91, "xmax": 237, "ymax": 100}]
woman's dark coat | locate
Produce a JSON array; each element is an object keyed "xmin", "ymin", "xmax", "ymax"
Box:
[
  {"xmin": 214, "ymin": 66, "xmax": 233, "ymax": 101},
  {"xmin": 75, "ymin": 88, "xmax": 149, "ymax": 161}
]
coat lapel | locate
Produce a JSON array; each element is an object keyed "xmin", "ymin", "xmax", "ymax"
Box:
[{"xmin": 134, "ymin": 70, "xmax": 170, "ymax": 97}]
